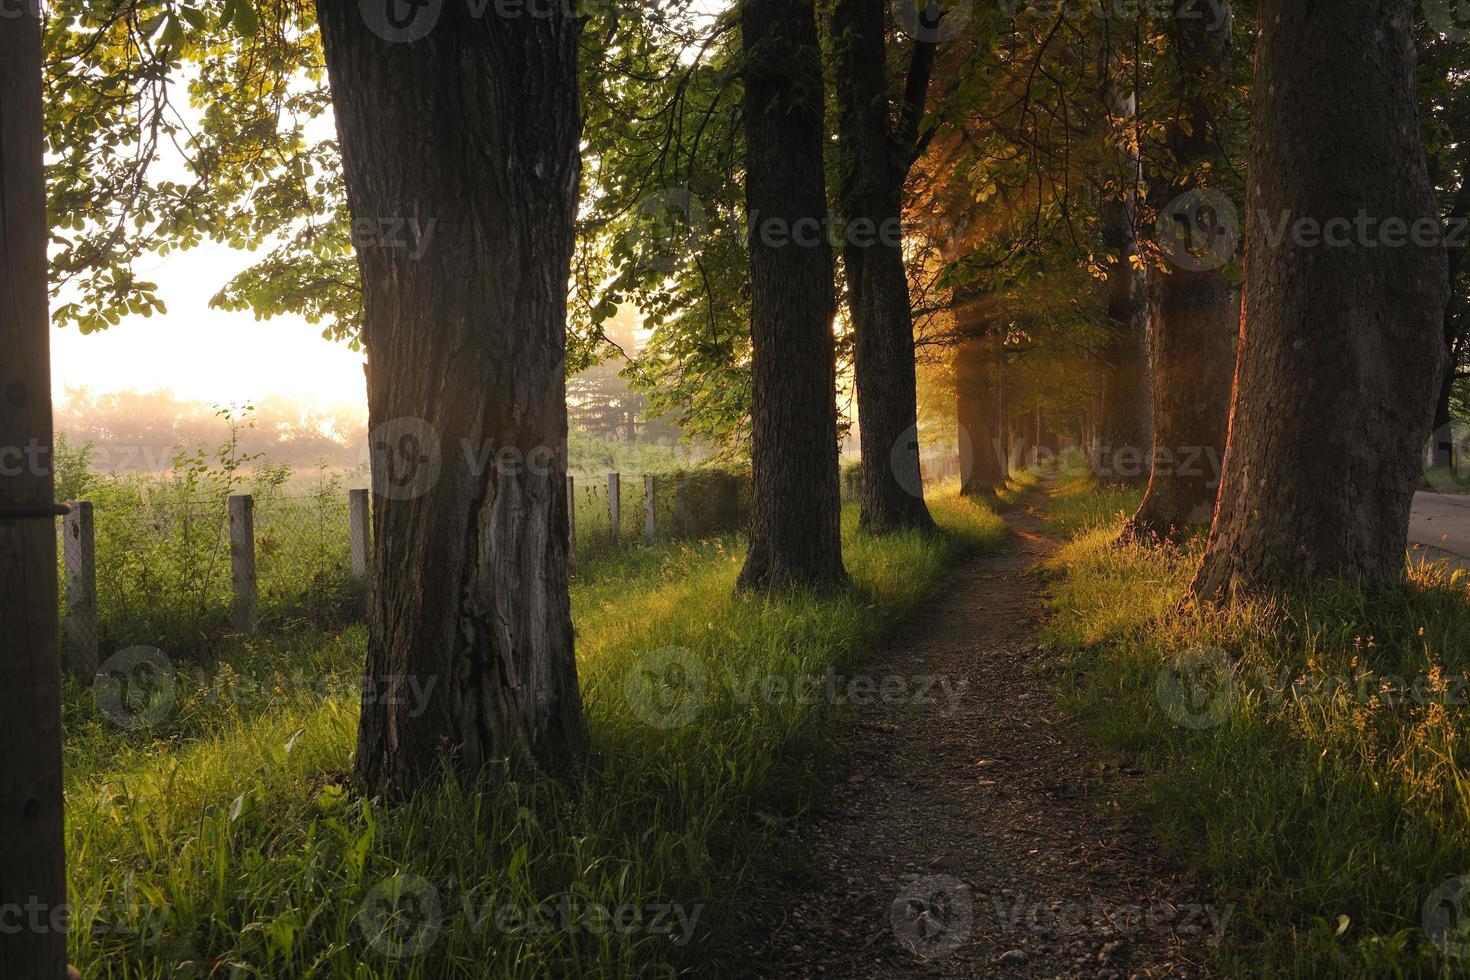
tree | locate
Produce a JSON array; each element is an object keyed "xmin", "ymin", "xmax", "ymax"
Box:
[
  {"xmin": 736, "ymin": 0, "xmax": 849, "ymax": 592},
  {"xmin": 315, "ymin": 0, "xmax": 586, "ymax": 795},
  {"xmin": 0, "ymin": 5, "xmax": 68, "ymax": 976},
  {"xmin": 1417, "ymin": 15, "xmax": 1470, "ymax": 472},
  {"xmin": 1120, "ymin": 0, "xmax": 1238, "ymax": 543},
  {"xmin": 1093, "ymin": 28, "xmax": 1153, "ymax": 487},
  {"xmin": 953, "ymin": 309, "xmax": 1007, "ymax": 497},
  {"xmin": 1192, "ymin": 0, "xmax": 1448, "ymax": 598},
  {"xmin": 1430, "ymin": 160, "xmax": 1470, "ymax": 469},
  {"xmin": 830, "ymin": 0, "xmax": 937, "ymax": 534}
]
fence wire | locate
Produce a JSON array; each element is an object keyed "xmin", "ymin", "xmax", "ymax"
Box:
[{"xmin": 51, "ymin": 467, "xmax": 798, "ymax": 657}]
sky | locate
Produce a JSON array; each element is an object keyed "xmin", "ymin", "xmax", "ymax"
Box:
[{"xmin": 51, "ymin": 227, "xmax": 369, "ymax": 418}]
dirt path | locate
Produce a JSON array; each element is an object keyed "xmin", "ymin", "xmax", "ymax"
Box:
[{"xmin": 742, "ymin": 500, "xmax": 1224, "ymax": 978}]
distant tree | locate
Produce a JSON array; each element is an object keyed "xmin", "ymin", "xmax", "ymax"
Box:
[
  {"xmin": 1419, "ymin": 16, "xmax": 1470, "ymax": 469},
  {"xmin": 952, "ymin": 308, "xmax": 1007, "ymax": 496},
  {"xmin": 1121, "ymin": 0, "xmax": 1238, "ymax": 543},
  {"xmin": 315, "ymin": 0, "xmax": 586, "ymax": 795},
  {"xmin": 737, "ymin": 0, "xmax": 848, "ymax": 592},
  {"xmin": 1192, "ymin": 0, "xmax": 1448, "ymax": 597},
  {"xmin": 1093, "ymin": 27, "xmax": 1153, "ymax": 487},
  {"xmin": 0, "ymin": 6, "xmax": 68, "ymax": 976},
  {"xmin": 829, "ymin": 0, "xmax": 937, "ymax": 534}
]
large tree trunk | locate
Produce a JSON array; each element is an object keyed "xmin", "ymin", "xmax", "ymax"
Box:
[
  {"xmin": 317, "ymin": 0, "xmax": 586, "ymax": 796},
  {"xmin": 1192, "ymin": 0, "xmax": 1448, "ymax": 598},
  {"xmin": 831, "ymin": 0, "xmax": 935, "ymax": 534},
  {"xmin": 953, "ymin": 312, "xmax": 1006, "ymax": 496},
  {"xmin": 0, "ymin": 8, "xmax": 68, "ymax": 976},
  {"xmin": 1094, "ymin": 58, "xmax": 1153, "ymax": 487},
  {"xmin": 736, "ymin": 0, "xmax": 849, "ymax": 592},
  {"xmin": 1121, "ymin": 0, "xmax": 1236, "ymax": 543}
]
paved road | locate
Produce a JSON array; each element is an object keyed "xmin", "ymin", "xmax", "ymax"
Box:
[{"xmin": 1410, "ymin": 491, "xmax": 1470, "ymax": 569}]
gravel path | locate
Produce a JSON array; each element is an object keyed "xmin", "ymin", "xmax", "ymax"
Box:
[{"xmin": 741, "ymin": 501, "xmax": 1226, "ymax": 978}]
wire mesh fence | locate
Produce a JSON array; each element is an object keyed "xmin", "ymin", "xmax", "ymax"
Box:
[
  {"xmin": 252, "ymin": 493, "xmax": 360, "ymax": 632},
  {"xmin": 54, "ymin": 461, "xmax": 964, "ymax": 664}
]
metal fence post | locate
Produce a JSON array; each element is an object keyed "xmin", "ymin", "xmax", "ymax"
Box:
[
  {"xmin": 62, "ymin": 500, "xmax": 97, "ymax": 678},
  {"xmin": 608, "ymin": 472, "xmax": 621, "ymax": 541},
  {"xmin": 644, "ymin": 474, "xmax": 656, "ymax": 544},
  {"xmin": 229, "ymin": 494, "xmax": 259, "ymax": 634}
]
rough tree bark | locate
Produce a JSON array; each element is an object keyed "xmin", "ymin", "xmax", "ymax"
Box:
[
  {"xmin": 316, "ymin": 0, "xmax": 586, "ymax": 796},
  {"xmin": 831, "ymin": 0, "xmax": 936, "ymax": 534},
  {"xmin": 1192, "ymin": 0, "xmax": 1448, "ymax": 598},
  {"xmin": 737, "ymin": 0, "xmax": 849, "ymax": 592},
  {"xmin": 1120, "ymin": 0, "xmax": 1236, "ymax": 543},
  {"xmin": 0, "ymin": 7, "xmax": 68, "ymax": 976},
  {"xmin": 1094, "ymin": 49, "xmax": 1153, "ymax": 487},
  {"xmin": 953, "ymin": 308, "xmax": 1006, "ymax": 496}
]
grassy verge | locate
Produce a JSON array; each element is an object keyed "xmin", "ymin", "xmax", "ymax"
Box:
[
  {"xmin": 65, "ymin": 490, "xmax": 1004, "ymax": 978},
  {"xmin": 1038, "ymin": 475, "xmax": 1470, "ymax": 977}
]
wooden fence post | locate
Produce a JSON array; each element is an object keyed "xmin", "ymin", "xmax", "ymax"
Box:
[
  {"xmin": 229, "ymin": 494, "xmax": 258, "ymax": 634},
  {"xmin": 644, "ymin": 474, "xmax": 656, "ymax": 543},
  {"xmin": 674, "ymin": 472, "xmax": 688, "ymax": 536},
  {"xmin": 62, "ymin": 500, "xmax": 98, "ymax": 677},
  {"xmin": 608, "ymin": 471, "xmax": 621, "ymax": 541},
  {"xmin": 566, "ymin": 475, "xmax": 576, "ymax": 559},
  {"xmin": 348, "ymin": 488, "xmax": 371, "ymax": 615}
]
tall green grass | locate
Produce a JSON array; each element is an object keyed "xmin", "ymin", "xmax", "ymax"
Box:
[
  {"xmin": 64, "ymin": 491, "xmax": 1004, "ymax": 978},
  {"xmin": 1039, "ymin": 475, "xmax": 1470, "ymax": 977}
]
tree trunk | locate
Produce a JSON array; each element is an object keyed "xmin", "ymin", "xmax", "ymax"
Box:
[
  {"xmin": 831, "ymin": 0, "xmax": 935, "ymax": 534},
  {"xmin": 316, "ymin": 0, "xmax": 586, "ymax": 797},
  {"xmin": 953, "ymin": 315, "xmax": 1006, "ymax": 496},
  {"xmin": 1431, "ymin": 357, "xmax": 1458, "ymax": 470},
  {"xmin": 1430, "ymin": 153, "xmax": 1470, "ymax": 469},
  {"xmin": 1192, "ymin": 0, "xmax": 1448, "ymax": 598},
  {"xmin": 1094, "ymin": 59, "xmax": 1153, "ymax": 487},
  {"xmin": 736, "ymin": 0, "xmax": 849, "ymax": 592},
  {"xmin": 0, "ymin": 7, "xmax": 68, "ymax": 976},
  {"xmin": 1121, "ymin": 0, "xmax": 1236, "ymax": 544}
]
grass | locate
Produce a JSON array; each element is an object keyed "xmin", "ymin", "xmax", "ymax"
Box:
[
  {"xmin": 1422, "ymin": 466, "xmax": 1470, "ymax": 495},
  {"xmin": 1037, "ymin": 473, "xmax": 1470, "ymax": 977},
  {"xmin": 64, "ymin": 489, "xmax": 1004, "ymax": 978}
]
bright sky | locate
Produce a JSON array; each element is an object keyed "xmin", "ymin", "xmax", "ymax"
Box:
[{"xmin": 50, "ymin": 226, "xmax": 369, "ymax": 417}]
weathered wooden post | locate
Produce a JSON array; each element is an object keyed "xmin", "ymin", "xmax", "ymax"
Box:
[
  {"xmin": 644, "ymin": 474, "xmax": 656, "ymax": 544},
  {"xmin": 608, "ymin": 471, "xmax": 621, "ymax": 542},
  {"xmin": 566, "ymin": 475, "xmax": 576, "ymax": 559},
  {"xmin": 348, "ymin": 488, "xmax": 371, "ymax": 615},
  {"xmin": 62, "ymin": 500, "xmax": 98, "ymax": 677},
  {"xmin": 229, "ymin": 494, "xmax": 259, "ymax": 634},
  {"xmin": 674, "ymin": 472, "xmax": 689, "ymax": 536}
]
